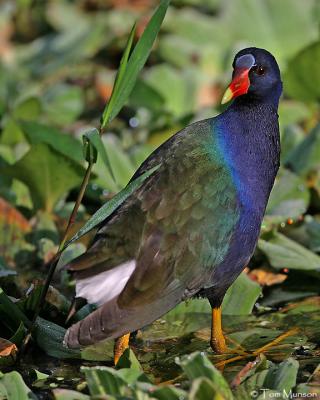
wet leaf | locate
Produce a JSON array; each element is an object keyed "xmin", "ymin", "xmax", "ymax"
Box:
[
  {"xmin": 177, "ymin": 352, "xmax": 233, "ymax": 400},
  {"xmin": 258, "ymin": 232, "xmax": 320, "ymax": 271},
  {"xmin": 82, "ymin": 366, "xmax": 127, "ymax": 397},
  {"xmin": 151, "ymin": 385, "xmax": 187, "ymax": 400},
  {"xmin": 189, "ymin": 377, "xmax": 222, "ymax": 400},
  {"xmin": 0, "ymin": 371, "xmax": 36, "ymax": 400},
  {"xmin": 263, "ymin": 357, "xmax": 299, "ymax": 393},
  {"xmin": 53, "ymin": 389, "xmax": 90, "ymax": 400},
  {"xmin": 34, "ymin": 317, "xmax": 80, "ymax": 359}
]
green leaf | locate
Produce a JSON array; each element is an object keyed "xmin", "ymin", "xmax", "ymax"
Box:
[
  {"xmin": 265, "ymin": 168, "xmax": 310, "ymax": 224},
  {"xmin": 189, "ymin": 377, "xmax": 221, "ymax": 400},
  {"xmin": 177, "ymin": 352, "xmax": 233, "ymax": 400},
  {"xmin": 264, "ymin": 357, "xmax": 299, "ymax": 392},
  {"xmin": 285, "ymin": 123, "xmax": 320, "ymax": 177},
  {"xmin": 116, "ymin": 348, "xmax": 142, "ymax": 371},
  {"xmin": 53, "ymin": 389, "xmax": 90, "ymax": 400},
  {"xmin": 102, "ymin": 23, "xmax": 136, "ymax": 125},
  {"xmin": 34, "ymin": 317, "xmax": 80, "ymax": 359},
  {"xmin": 64, "ymin": 165, "xmax": 160, "ymax": 248},
  {"xmin": 81, "ymin": 366, "xmax": 126, "ymax": 397},
  {"xmin": 0, "ymin": 143, "xmax": 85, "ymax": 211},
  {"xmin": 258, "ymin": 231, "xmax": 320, "ymax": 270},
  {"xmin": 83, "ymin": 128, "xmax": 115, "ymax": 181},
  {"xmin": 0, "ymin": 286, "xmax": 30, "ymax": 329},
  {"xmin": 0, "ymin": 371, "xmax": 37, "ymax": 400},
  {"xmin": 144, "ymin": 64, "xmax": 197, "ymax": 117},
  {"xmin": 222, "ymin": 272, "xmax": 262, "ymax": 315},
  {"xmin": 20, "ymin": 121, "xmax": 84, "ymax": 164},
  {"xmin": 101, "ymin": 0, "xmax": 170, "ymax": 126},
  {"xmin": 150, "ymin": 385, "xmax": 187, "ymax": 400},
  {"xmin": 13, "ymin": 97, "xmax": 42, "ymax": 120},
  {"xmin": 9, "ymin": 322, "xmax": 26, "ymax": 346},
  {"xmin": 43, "ymin": 84, "xmax": 85, "ymax": 125},
  {"xmin": 94, "ymin": 134, "xmax": 136, "ymax": 191},
  {"xmin": 284, "ymin": 41, "xmax": 320, "ymax": 102}
]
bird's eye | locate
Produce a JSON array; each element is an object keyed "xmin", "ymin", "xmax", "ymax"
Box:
[{"xmin": 253, "ymin": 65, "xmax": 265, "ymax": 76}]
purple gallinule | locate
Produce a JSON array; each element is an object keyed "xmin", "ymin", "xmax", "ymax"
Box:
[{"xmin": 64, "ymin": 47, "xmax": 282, "ymax": 364}]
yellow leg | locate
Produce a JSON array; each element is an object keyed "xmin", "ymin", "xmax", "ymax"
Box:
[
  {"xmin": 210, "ymin": 306, "xmax": 227, "ymax": 354},
  {"xmin": 114, "ymin": 333, "xmax": 130, "ymax": 365}
]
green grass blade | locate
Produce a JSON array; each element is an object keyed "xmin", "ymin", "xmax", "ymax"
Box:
[
  {"xmin": 102, "ymin": 23, "xmax": 136, "ymax": 126},
  {"xmin": 64, "ymin": 164, "xmax": 160, "ymax": 248},
  {"xmin": 101, "ymin": 0, "xmax": 170, "ymax": 127}
]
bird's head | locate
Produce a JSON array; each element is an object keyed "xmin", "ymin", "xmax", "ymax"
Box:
[{"xmin": 221, "ymin": 47, "xmax": 282, "ymax": 107}]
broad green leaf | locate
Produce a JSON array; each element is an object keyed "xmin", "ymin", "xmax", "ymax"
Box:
[
  {"xmin": 64, "ymin": 165, "xmax": 159, "ymax": 248},
  {"xmin": 222, "ymin": 0, "xmax": 319, "ymax": 65},
  {"xmin": 102, "ymin": 0, "xmax": 170, "ymax": 126},
  {"xmin": 285, "ymin": 123, "xmax": 320, "ymax": 177},
  {"xmin": 222, "ymin": 272, "xmax": 262, "ymax": 315},
  {"xmin": 83, "ymin": 128, "xmax": 114, "ymax": 181},
  {"xmin": 284, "ymin": 41, "xmax": 320, "ymax": 102},
  {"xmin": 278, "ymin": 100, "xmax": 312, "ymax": 128},
  {"xmin": 0, "ymin": 371, "xmax": 37, "ymax": 400},
  {"xmin": 258, "ymin": 232, "xmax": 320, "ymax": 270},
  {"xmin": 280, "ymin": 124, "xmax": 305, "ymax": 163},
  {"xmin": 9, "ymin": 322, "xmax": 26, "ymax": 346},
  {"xmin": 264, "ymin": 357, "xmax": 299, "ymax": 392},
  {"xmin": 20, "ymin": 121, "xmax": 84, "ymax": 164},
  {"xmin": 34, "ymin": 317, "xmax": 80, "ymax": 359},
  {"xmin": 82, "ymin": 366, "xmax": 126, "ymax": 397},
  {"xmin": 265, "ymin": 169, "xmax": 310, "ymax": 224},
  {"xmin": 13, "ymin": 97, "xmax": 42, "ymax": 120},
  {"xmin": 150, "ymin": 385, "xmax": 187, "ymax": 400},
  {"xmin": 144, "ymin": 64, "xmax": 197, "ymax": 117},
  {"xmin": 94, "ymin": 134, "xmax": 136, "ymax": 191},
  {"xmin": 1, "ymin": 98, "xmax": 42, "ymax": 146},
  {"xmin": 189, "ymin": 377, "xmax": 221, "ymax": 400},
  {"xmin": 43, "ymin": 84, "xmax": 85, "ymax": 125},
  {"xmin": 53, "ymin": 389, "xmax": 90, "ymax": 400},
  {"xmin": 0, "ymin": 143, "xmax": 85, "ymax": 211},
  {"xmin": 0, "ymin": 286, "xmax": 30, "ymax": 329},
  {"xmin": 116, "ymin": 348, "xmax": 142, "ymax": 371},
  {"xmin": 177, "ymin": 352, "xmax": 233, "ymax": 400}
]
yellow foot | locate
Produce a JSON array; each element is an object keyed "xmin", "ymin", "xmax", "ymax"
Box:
[
  {"xmin": 215, "ymin": 328, "xmax": 299, "ymax": 368},
  {"xmin": 210, "ymin": 307, "xmax": 227, "ymax": 354},
  {"xmin": 252, "ymin": 327, "xmax": 299, "ymax": 356},
  {"xmin": 114, "ymin": 333, "xmax": 130, "ymax": 365}
]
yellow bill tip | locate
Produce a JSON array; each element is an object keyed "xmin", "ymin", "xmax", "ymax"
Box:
[{"xmin": 221, "ymin": 87, "xmax": 234, "ymax": 105}]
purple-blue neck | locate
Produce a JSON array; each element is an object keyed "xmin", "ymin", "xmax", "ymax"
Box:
[{"xmin": 215, "ymin": 97, "xmax": 281, "ymax": 223}]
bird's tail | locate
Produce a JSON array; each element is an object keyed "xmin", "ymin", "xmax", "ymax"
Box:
[{"xmin": 64, "ymin": 287, "xmax": 183, "ymax": 348}]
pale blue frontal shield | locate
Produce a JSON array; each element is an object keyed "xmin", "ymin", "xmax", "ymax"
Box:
[{"xmin": 235, "ymin": 54, "xmax": 256, "ymax": 69}]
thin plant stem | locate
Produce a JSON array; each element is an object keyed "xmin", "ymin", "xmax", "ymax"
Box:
[{"xmin": 20, "ymin": 158, "xmax": 96, "ymax": 354}]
